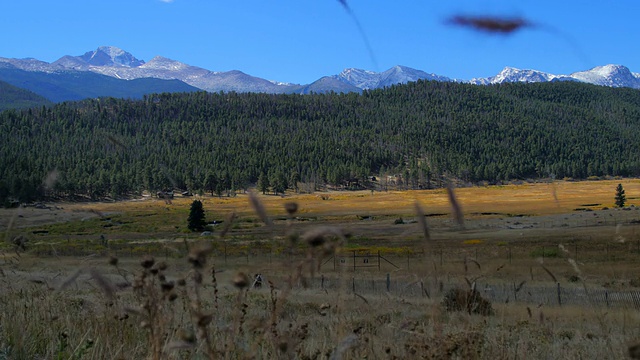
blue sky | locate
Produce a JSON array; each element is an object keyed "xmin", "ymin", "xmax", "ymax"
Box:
[{"xmin": 3, "ymin": 0, "xmax": 640, "ymax": 84}]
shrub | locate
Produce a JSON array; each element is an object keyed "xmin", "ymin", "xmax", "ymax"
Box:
[{"xmin": 442, "ymin": 288, "xmax": 493, "ymax": 316}]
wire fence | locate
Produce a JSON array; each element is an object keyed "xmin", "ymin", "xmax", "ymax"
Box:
[
  {"xmin": 295, "ymin": 275, "xmax": 640, "ymax": 310},
  {"xmin": 22, "ymin": 240, "xmax": 640, "ymax": 310}
]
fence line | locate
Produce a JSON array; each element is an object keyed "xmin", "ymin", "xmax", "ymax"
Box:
[{"xmin": 289, "ymin": 275, "xmax": 640, "ymax": 310}]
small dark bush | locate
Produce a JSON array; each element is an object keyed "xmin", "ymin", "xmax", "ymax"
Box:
[{"xmin": 442, "ymin": 288, "xmax": 493, "ymax": 316}]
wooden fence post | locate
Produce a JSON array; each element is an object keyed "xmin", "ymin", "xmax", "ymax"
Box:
[
  {"xmin": 557, "ymin": 283, "xmax": 562, "ymax": 306},
  {"xmin": 386, "ymin": 273, "xmax": 390, "ymax": 292},
  {"xmin": 353, "ymin": 251, "xmax": 356, "ymax": 272}
]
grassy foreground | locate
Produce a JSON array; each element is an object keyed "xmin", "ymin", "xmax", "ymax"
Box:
[{"xmin": 1, "ymin": 180, "xmax": 640, "ymax": 359}]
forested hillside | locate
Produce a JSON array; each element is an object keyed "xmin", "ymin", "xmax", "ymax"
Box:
[
  {"xmin": 1, "ymin": 80, "xmax": 640, "ymax": 202},
  {"xmin": 0, "ymin": 80, "xmax": 51, "ymax": 111}
]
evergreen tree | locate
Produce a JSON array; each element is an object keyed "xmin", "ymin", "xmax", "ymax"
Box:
[
  {"xmin": 187, "ymin": 200, "xmax": 207, "ymax": 231},
  {"xmin": 615, "ymin": 183, "xmax": 626, "ymax": 208},
  {"xmin": 289, "ymin": 171, "xmax": 301, "ymax": 193},
  {"xmin": 270, "ymin": 170, "xmax": 288, "ymax": 195},
  {"xmin": 205, "ymin": 172, "xmax": 218, "ymax": 197},
  {"xmin": 257, "ymin": 171, "xmax": 270, "ymax": 195}
]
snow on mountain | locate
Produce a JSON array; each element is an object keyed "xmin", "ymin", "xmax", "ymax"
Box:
[
  {"xmin": 59, "ymin": 52, "xmax": 293, "ymax": 93},
  {"xmin": 3, "ymin": 46, "xmax": 640, "ymax": 94},
  {"xmin": 470, "ymin": 66, "xmax": 559, "ymax": 85},
  {"xmin": 335, "ymin": 65, "xmax": 451, "ymax": 89},
  {"xmin": 79, "ymin": 46, "xmax": 145, "ymax": 67},
  {"xmin": 141, "ymin": 56, "xmax": 191, "ymax": 71},
  {"xmin": 470, "ymin": 64, "xmax": 640, "ymax": 89},
  {"xmin": 0, "ymin": 57, "xmax": 60, "ymax": 72},
  {"xmin": 570, "ymin": 64, "xmax": 640, "ymax": 88},
  {"xmin": 377, "ymin": 65, "xmax": 451, "ymax": 88},
  {"xmin": 336, "ymin": 68, "xmax": 379, "ymax": 89}
]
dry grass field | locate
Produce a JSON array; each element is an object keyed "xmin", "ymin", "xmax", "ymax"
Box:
[{"xmin": 1, "ymin": 179, "xmax": 640, "ymax": 359}]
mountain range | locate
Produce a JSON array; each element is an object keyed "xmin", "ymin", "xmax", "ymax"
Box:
[{"xmin": 1, "ymin": 46, "xmax": 640, "ymax": 104}]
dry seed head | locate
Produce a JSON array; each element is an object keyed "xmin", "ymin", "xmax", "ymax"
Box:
[
  {"xmin": 193, "ymin": 271, "xmax": 203, "ymax": 285},
  {"xmin": 197, "ymin": 313, "xmax": 213, "ymax": 327},
  {"xmin": 302, "ymin": 226, "xmax": 345, "ymax": 248},
  {"xmin": 446, "ymin": 182, "xmax": 464, "ymax": 227},
  {"xmin": 307, "ymin": 235, "xmax": 325, "ymax": 247},
  {"xmin": 140, "ymin": 256, "xmax": 155, "ymax": 269},
  {"xmin": 414, "ymin": 201, "xmax": 430, "ymax": 242},
  {"xmin": 446, "ymin": 15, "xmax": 531, "ymax": 34},
  {"xmin": 233, "ymin": 272, "xmax": 250, "ymax": 289},
  {"xmin": 284, "ymin": 202, "xmax": 299, "ymax": 215},
  {"xmin": 177, "ymin": 328, "xmax": 196, "ymax": 343},
  {"xmin": 219, "ymin": 212, "xmax": 237, "ymax": 239},
  {"xmin": 161, "ymin": 281, "xmax": 175, "ymax": 292},
  {"xmin": 188, "ymin": 242, "xmax": 213, "ymax": 269},
  {"xmin": 629, "ymin": 342, "xmax": 640, "ymax": 359},
  {"xmin": 248, "ymin": 190, "xmax": 272, "ymax": 226}
]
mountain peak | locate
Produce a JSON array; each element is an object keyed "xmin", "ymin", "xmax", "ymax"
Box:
[
  {"xmin": 470, "ymin": 66, "xmax": 555, "ymax": 85},
  {"xmin": 336, "ymin": 65, "xmax": 451, "ymax": 90},
  {"xmin": 80, "ymin": 46, "xmax": 144, "ymax": 67},
  {"xmin": 581, "ymin": 64, "xmax": 630, "ymax": 77},
  {"xmin": 570, "ymin": 64, "xmax": 638, "ymax": 87}
]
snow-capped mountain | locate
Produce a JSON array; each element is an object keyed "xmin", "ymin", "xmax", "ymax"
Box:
[
  {"xmin": 569, "ymin": 64, "xmax": 640, "ymax": 88},
  {"xmin": 470, "ymin": 67, "xmax": 557, "ymax": 85},
  {"xmin": 2, "ymin": 46, "xmax": 640, "ymax": 103},
  {"xmin": 0, "ymin": 57, "xmax": 55, "ymax": 72},
  {"xmin": 470, "ymin": 64, "xmax": 640, "ymax": 89},
  {"xmin": 469, "ymin": 66, "xmax": 579, "ymax": 85},
  {"xmin": 85, "ymin": 52, "xmax": 298, "ymax": 93},
  {"xmin": 77, "ymin": 46, "xmax": 145, "ymax": 67},
  {"xmin": 336, "ymin": 65, "xmax": 451, "ymax": 90}
]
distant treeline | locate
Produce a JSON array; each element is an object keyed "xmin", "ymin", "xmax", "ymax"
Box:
[{"xmin": 1, "ymin": 80, "xmax": 640, "ymax": 203}]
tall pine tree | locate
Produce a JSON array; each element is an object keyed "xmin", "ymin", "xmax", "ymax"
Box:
[
  {"xmin": 615, "ymin": 183, "xmax": 626, "ymax": 208},
  {"xmin": 187, "ymin": 200, "xmax": 207, "ymax": 231}
]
